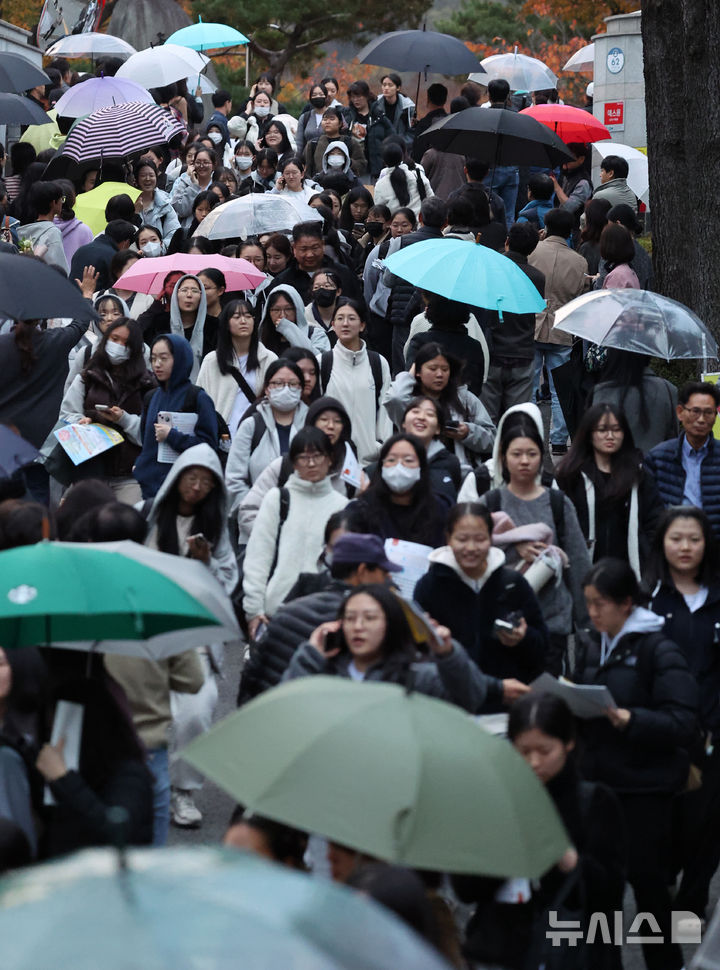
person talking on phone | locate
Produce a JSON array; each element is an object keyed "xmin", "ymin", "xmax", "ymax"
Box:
[
  {"xmin": 142, "ymin": 442, "xmax": 237, "ymax": 830},
  {"xmin": 414, "ymin": 502, "xmax": 546, "ymax": 710}
]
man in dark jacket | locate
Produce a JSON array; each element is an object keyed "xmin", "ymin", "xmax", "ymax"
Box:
[
  {"xmin": 448, "ymin": 156, "xmax": 506, "ymax": 228},
  {"xmin": 644, "ymin": 381, "xmax": 720, "ymax": 538},
  {"xmin": 270, "ymin": 221, "xmax": 360, "ymax": 304},
  {"xmin": 237, "ymin": 533, "xmax": 401, "ymax": 704},
  {"xmin": 481, "ymin": 222, "xmax": 545, "ymax": 423},
  {"xmin": 410, "ymin": 83, "xmax": 448, "ymax": 162},
  {"xmin": 69, "ymin": 219, "xmax": 136, "ymax": 291}
]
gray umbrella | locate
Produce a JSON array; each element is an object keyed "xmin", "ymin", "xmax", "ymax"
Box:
[
  {"xmin": 0, "ymin": 54, "xmax": 49, "ymax": 94},
  {"xmin": 0, "ymin": 93, "xmax": 51, "ymax": 126}
]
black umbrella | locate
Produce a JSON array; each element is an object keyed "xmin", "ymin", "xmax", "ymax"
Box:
[
  {"xmin": 357, "ymin": 29, "xmax": 484, "ymax": 75},
  {"xmin": 416, "ymin": 106, "xmax": 573, "ymax": 168},
  {"xmin": 0, "ymin": 254, "xmax": 98, "ymax": 322},
  {"xmin": 0, "ymin": 425, "xmax": 39, "ymax": 478},
  {"xmin": 0, "ymin": 54, "xmax": 50, "ymax": 94},
  {"xmin": 0, "ymin": 93, "xmax": 51, "ymax": 126}
]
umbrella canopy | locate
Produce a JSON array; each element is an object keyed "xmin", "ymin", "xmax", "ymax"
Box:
[
  {"xmin": 563, "ymin": 43, "xmax": 594, "ymax": 72},
  {"xmin": 73, "ymin": 182, "xmax": 141, "ymax": 236},
  {"xmin": 166, "ymin": 18, "xmax": 249, "ymax": 51},
  {"xmin": 357, "ymin": 29, "xmax": 483, "ymax": 75},
  {"xmin": 383, "ymin": 237, "xmax": 546, "ymax": 315},
  {"xmin": 0, "ymin": 53, "xmax": 49, "ymax": 94},
  {"xmin": 59, "ymin": 102, "xmax": 186, "ymax": 165},
  {"xmin": 520, "ymin": 104, "xmax": 610, "ymax": 143},
  {"xmin": 593, "ymin": 140, "xmax": 649, "ymax": 203},
  {"xmin": 0, "ymin": 253, "xmax": 98, "ymax": 322},
  {"xmin": 115, "ymin": 253, "xmax": 266, "ymax": 295},
  {"xmin": 417, "ymin": 106, "xmax": 572, "ymax": 168},
  {"xmin": 0, "ymin": 541, "xmax": 239, "ymax": 657},
  {"xmin": 182, "ymin": 677, "xmax": 570, "ymax": 878},
  {"xmin": 470, "ymin": 51, "xmax": 558, "ymax": 91},
  {"xmin": 0, "ymin": 426, "xmax": 39, "ymax": 478},
  {"xmin": 185, "ymin": 74, "xmax": 217, "ymax": 94},
  {"xmin": 196, "ymin": 194, "xmax": 323, "ymax": 241},
  {"xmin": 553, "ymin": 290, "xmax": 718, "ymax": 361},
  {"xmin": 45, "ymin": 32, "xmax": 137, "ymax": 59},
  {"xmin": 116, "ymin": 44, "xmax": 209, "ymax": 88},
  {"xmin": 54, "ymin": 76, "xmax": 155, "ymax": 119},
  {"xmin": 0, "ymin": 846, "xmax": 450, "ymax": 970},
  {"xmin": 0, "ymin": 93, "xmax": 51, "ymax": 126}
]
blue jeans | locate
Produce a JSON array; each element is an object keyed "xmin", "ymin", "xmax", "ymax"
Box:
[
  {"xmin": 484, "ymin": 166, "xmax": 519, "ymax": 230},
  {"xmin": 533, "ymin": 343, "xmax": 571, "ymax": 446},
  {"xmin": 147, "ymin": 748, "xmax": 170, "ymax": 846}
]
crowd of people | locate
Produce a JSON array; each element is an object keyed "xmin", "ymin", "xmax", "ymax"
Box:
[{"xmin": 0, "ymin": 56, "xmax": 716, "ymax": 970}]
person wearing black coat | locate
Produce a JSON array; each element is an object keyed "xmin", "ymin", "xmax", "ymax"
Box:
[
  {"xmin": 69, "ymin": 220, "xmax": 137, "ymax": 292},
  {"xmin": 414, "ymin": 503, "xmax": 549, "ymax": 711},
  {"xmin": 647, "ymin": 506, "xmax": 720, "ymax": 921},
  {"xmin": 575, "ymin": 558, "xmax": 699, "ymax": 970}
]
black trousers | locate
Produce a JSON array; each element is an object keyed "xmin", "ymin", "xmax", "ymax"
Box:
[{"xmin": 674, "ymin": 745, "xmax": 720, "ymax": 918}]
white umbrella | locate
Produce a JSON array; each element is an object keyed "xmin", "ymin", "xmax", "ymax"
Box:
[
  {"xmin": 196, "ymin": 195, "xmax": 322, "ymax": 241},
  {"xmin": 593, "ymin": 140, "xmax": 649, "ymax": 203},
  {"xmin": 45, "ymin": 32, "xmax": 137, "ymax": 60},
  {"xmin": 563, "ymin": 43, "xmax": 594, "ymax": 72},
  {"xmin": 470, "ymin": 50, "xmax": 558, "ymax": 91},
  {"xmin": 116, "ymin": 45, "xmax": 209, "ymax": 88},
  {"xmin": 186, "ymin": 74, "xmax": 217, "ymax": 94}
]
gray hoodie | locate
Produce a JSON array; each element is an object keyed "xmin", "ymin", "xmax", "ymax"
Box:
[
  {"xmin": 259, "ymin": 283, "xmax": 330, "ymax": 355},
  {"xmin": 170, "ymin": 273, "xmax": 208, "ymax": 382},
  {"xmin": 322, "ymin": 140, "xmax": 352, "ymax": 175},
  {"xmin": 600, "ymin": 606, "xmax": 664, "ymax": 666}
]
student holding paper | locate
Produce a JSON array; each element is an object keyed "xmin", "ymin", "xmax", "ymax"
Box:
[{"xmin": 575, "ymin": 557, "xmax": 699, "ymax": 970}]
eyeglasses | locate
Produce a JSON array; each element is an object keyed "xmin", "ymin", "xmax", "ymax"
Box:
[
  {"xmin": 592, "ymin": 426, "xmax": 623, "ymax": 436},
  {"xmin": 151, "ymin": 354, "xmax": 172, "ymax": 364},
  {"xmin": 178, "ymin": 287, "xmax": 202, "ymax": 296},
  {"xmin": 183, "ymin": 473, "xmax": 215, "ymax": 490},
  {"xmin": 682, "ymin": 406, "xmax": 717, "ymax": 419},
  {"xmin": 268, "ymin": 380, "xmax": 302, "ymax": 390},
  {"xmin": 268, "ymin": 304, "xmax": 294, "ymax": 314},
  {"xmin": 382, "ymin": 456, "xmax": 419, "ymax": 468},
  {"xmin": 294, "ymin": 452, "xmax": 326, "ymax": 466}
]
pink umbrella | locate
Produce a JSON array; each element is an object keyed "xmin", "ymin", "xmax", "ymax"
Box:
[{"xmin": 115, "ymin": 254, "xmax": 266, "ymax": 296}]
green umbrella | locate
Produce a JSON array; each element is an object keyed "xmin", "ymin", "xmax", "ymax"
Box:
[
  {"xmin": 0, "ymin": 541, "xmax": 229, "ymax": 657},
  {"xmin": 0, "ymin": 845, "xmax": 450, "ymax": 970},
  {"xmin": 182, "ymin": 677, "xmax": 570, "ymax": 878}
]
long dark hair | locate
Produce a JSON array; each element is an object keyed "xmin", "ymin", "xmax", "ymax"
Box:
[
  {"xmin": 498, "ymin": 417, "xmax": 544, "ymax": 484},
  {"xmin": 412, "ymin": 342, "xmax": 469, "ymax": 421},
  {"xmin": 13, "ymin": 320, "xmax": 39, "ymax": 375},
  {"xmin": 338, "ymin": 186, "xmax": 373, "ymax": 231},
  {"xmin": 216, "ymin": 299, "xmax": 260, "ymax": 374},
  {"xmin": 84, "ymin": 317, "xmax": 147, "ymax": 383},
  {"xmin": 582, "ymin": 556, "xmax": 641, "ymax": 605},
  {"xmin": 332, "ymin": 584, "xmax": 417, "ymax": 677},
  {"xmin": 647, "ymin": 507, "xmax": 719, "ymax": 590},
  {"xmin": 361, "ymin": 433, "xmax": 440, "ymax": 546},
  {"xmin": 555, "ymin": 403, "xmax": 641, "ymax": 500},
  {"xmin": 155, "ymin": 464, "xmax": 224, "ymax": 555},
  {"xmin": 508, "ymin": 693, "xmax": 576, "ymax": 745},
  {"xmin": 382, "ymin": 142, "xmax": 410, "ymax": 207}
]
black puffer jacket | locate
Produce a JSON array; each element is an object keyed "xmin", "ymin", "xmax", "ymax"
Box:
[
  {"xmin": 573, "ymin": 610, "xmax": 699, "ymax": 794},
  {"xmin": 386, "ymin": 226, "xmax": 445, "ymax": 328},
  {"xmin": 237, "ymin": 581, "xmax": 349, "ymax": 704}
]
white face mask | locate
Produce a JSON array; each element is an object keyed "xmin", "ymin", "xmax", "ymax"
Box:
[
  {"xmin": 268, "ymin": 385, "xmax": 302, "ymax": 412},
  {"xmin": 106, "ymin": 341, "xmax": 130, "ymax": 364},
  {"xmin": 381, "ymin": 464, "xmax": 421, "ymax": 493},
  {"xmin": 141, "ymin": 241, "xmax": 162, "ymax": 258},
  {"xmin": 327, "ymin": 154, "xmax": 345, "ymax": 169},
  {"xmin": 254, "ymin": 105, "xmax": 270, "ymax": 117},
  {"xmin": 235, "ymin": 156, "xmax": 253, "ymax": 171},
  {"xmin": 208, "ymin": 131, "xmax": 222, "ymax": 144}
]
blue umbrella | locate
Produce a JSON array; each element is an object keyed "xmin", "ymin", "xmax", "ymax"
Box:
[
  {"xmin": 166, "ymin": 18, "xmax": 249, "ymax": 52},
  {"xmin": 383, "ymin": 238, "xmax": 546, "ymax": 316}
]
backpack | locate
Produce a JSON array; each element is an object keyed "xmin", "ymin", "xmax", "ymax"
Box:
[
  {"xmin": 319, "ymin": 350, "xmax": 384, "ymax": 412},
  {"xmin": 483, "ymin": 486, "xmax": 566, "ymax": 547}
]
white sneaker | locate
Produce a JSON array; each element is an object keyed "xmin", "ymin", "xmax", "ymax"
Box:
[{"xmin": 171, "ymin": 789, "xmax": 202, "ymax": 828}]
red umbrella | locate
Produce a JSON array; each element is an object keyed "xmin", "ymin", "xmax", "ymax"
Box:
[
  {"xmin": 520, "ymin": 104, "xmax": 610, "ymax": 144},
  {"xmin": 115, "ymin": 253, "xmax": 266, "ymax": 296}
]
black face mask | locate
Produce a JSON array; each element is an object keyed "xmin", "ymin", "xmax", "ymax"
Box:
[
  {"xmin": 366, "ymin": 221, "xmax": 385, "ymax": 238},
  {"xmin": 310, "ymin": 96, "xmax": 327, "ymax": 109},
  {"xmin": 313, "ymin": 287, "xmax": 337, "ymax": 307}
]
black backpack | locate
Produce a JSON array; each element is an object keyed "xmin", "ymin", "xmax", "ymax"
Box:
[{"xmin": 483, "ymin": 485, "xmax": 566, "ymax": 547}]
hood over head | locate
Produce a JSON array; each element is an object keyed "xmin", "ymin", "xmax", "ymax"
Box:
[
  {"xmin": 322, "ymin": 140, "xmax": 351, "ymax": 175},
  {"xmin": 153, "ymin": 331, "xmax": 194, "ymax": 390},
  {"xmin": 305, "ymin": 394, "xmax": 352, "ymax": 443},
  {"xmin": 259, "ymin": 283, "xmax": 308, "ymax": 333},
  {"xmin": 170, "ymin": 273, "xmax": 208, "ymax": 382},
  {"xmin": 91, "ymin": 291, "xmax": 131, "ymax": 338},
  {"xmin": 147, "ymin": 443, "xmax": 227, "ymax": 525},
  {"xmin": 490, "ymin": 402, "xmax": 544, "ymax": 487}
]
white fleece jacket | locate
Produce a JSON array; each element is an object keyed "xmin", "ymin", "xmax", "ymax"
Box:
[
  {"xmin": 242, "ymin": 471, "xmax": 348, "ymax": 618},
  {"xmin": 196, "ymin": 343, "xmax": 277, "ymax": 425}
]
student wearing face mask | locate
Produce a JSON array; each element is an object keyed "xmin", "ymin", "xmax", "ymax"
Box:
[
  {"xmin": 231, "ymin": 141, "xmax": 263, "ymax": 196},
  {"xmin": 136, "ymin": 224, "xmax": 164, "ymax": 259},
  {"xmin": 133, "ymin": 159, "xmax": 181, "ymax": 250},
  {"xmin": 296, "ymin": 84, "xmax": 330, "ymax": 157},
  {"xmin": 313, "ymin": 142, "xmax": 363, "ymax": 197},
  {"xmin": 58, "ymin": 318, "xmax": 156, "ymax": 503},
  {"xmin": 305, "ymin": 269, "xmax": 342, "ymax": 337}
]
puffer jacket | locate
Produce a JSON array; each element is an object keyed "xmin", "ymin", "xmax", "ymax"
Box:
[{"xmin": 644, "ymin": 432, "xmax": 720, "ymax": 538}]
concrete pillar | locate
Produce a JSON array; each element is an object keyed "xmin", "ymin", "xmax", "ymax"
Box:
[{"xmin": 592, "ymin": 10, "xmax": 646, "ymax": 149}]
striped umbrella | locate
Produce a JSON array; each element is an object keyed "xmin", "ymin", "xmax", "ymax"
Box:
[{"xmin": 60, "ymin": 101, "xmax": 186, "ymax": 164}]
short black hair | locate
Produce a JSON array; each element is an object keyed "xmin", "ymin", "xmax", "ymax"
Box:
[
  {"xmin": 449, "ymin": 96, "xmax": 470, "ymax": 114},
  {"xmin": 507, "ymin": 221, "xmax": 540, "ymax": 255},
  {"xmin": 105, "ymin": 219, "xmax": 138, "ymax": 244},
  {"xmin": 607, "ymin": 203, "xmax": 641, "ymax": 234},
  {"xmin": 289, "ymin": 426, "xmax": 334, "ymax": 461},
  {"xmin": 464, "ymin": 157, "xmax": 489, "ymax": 181},
  {"xmin": 104, "ymin": 193, "xmax": 136, "ymax": 223},
  {"xmin": 446, "ymin": 198, "xmax": 474, "ymax": 226},
  {"xmin": 528, "ymin": 173, "xmax": 554, "ymax": 201},
  {"xmin": 600, "ymin": 154, "xmax": 629, "ymax": 179},
  {"xmin": 419, "ymin": 197, "xmax": 447, "ymax": 228},
  {"xmin": 291, "ymin": 220, "xmax": 322, "ymax": 242},
  {"xmin": 381, "ymin": 72, "xmax": 403, "ymax": 88},
  {"xmin": 427, "ymin": 83, "xmax": 448, "ymax": 106},
  {"xmin": 543, "ymin": 207, "xmax": 575, "ymax": 239},
  {"xmin": 488, "ymin": 78, "xmax": 510, "ymax": 102},
  {"xmin": 678, "ymin": 381, "xmax": 720, "ymax": 407},
  {"xmin": 28, "ymin": 180, "xmax": 63, "ymax": 217},
  {"xmin": 211, "ymin": 89, "xmax": 232, "ymax": 108}
]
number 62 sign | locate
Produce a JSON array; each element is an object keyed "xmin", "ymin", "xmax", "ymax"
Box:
[{"xmin": 607, "ymin": 46, "xmax": 625, "ymax": 74}]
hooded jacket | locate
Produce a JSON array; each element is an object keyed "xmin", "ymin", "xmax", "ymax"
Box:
[
  {"xmin": 310, "ymin": 136, "xmax": 367, "ymax": 178},
  {"xmin": 133, "ymin": 333, "xmax": 218, "ymax": 499},
  {"xmin": 458, "ymin": 401, "xmax": 544, "ymax": 501},
  {"xmin": 55, "ymin": 215, "xmax": 93, "ymax": 264},
  {"xmin": 415, "ymin": 545, "xmax": 549, "ymax": 705},
  {"xmin": 136, "ymin": 188, "xmax": 181, "ymax": 249},
  {"xmin": 373, "ymin": 162, "xmax": 434, "ymax": 217},
  {"xmin": 144, "ymin": 443, "xmax": 238, "ymax": 595},
  {"xmin": 258, "ymin": 283, "xmax": 330, "ymax": 356},
  {"xmin": 17, "ymin": 221, "xmax": 69, "ymax": 274},
  {"xmin": 64, "ymin": 294, "xmax": 133, "ymax": 394},
  {"xmin": 141, "ymin": 275, "xmax": 218, "ymax": 382},
  {"xmin": 574, "ymin": 607, "xmax": 699, "ymax": 793}
]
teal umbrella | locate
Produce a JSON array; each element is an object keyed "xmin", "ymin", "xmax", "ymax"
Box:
[
  {"xmin": 166, "ymin": 18, "xmax": 249, "ymax": 52},
  {"xmin": 0, "ymin": 846, "xmax": 450, "ymax": 970},
  {"xmin": 182, "ymin": 677, "xmax": 570, "ymax": 878},
  {"xmin": 383, "ymin": 237, "xmax": 546, "ymax": 316}
]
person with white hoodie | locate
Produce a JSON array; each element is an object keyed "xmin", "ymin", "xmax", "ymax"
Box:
[
  {"xmin": 318, "ymin": 299, "xmax": 391, "ymax": 464},
  {"xmin": 141, "ymin": 273, "xmax": 217, "ymax": 382},
  {"xmin": 141, "ymin": 443, "xmax": 238, "ymax": 830},
  {"xmin": 414, "ymin": 502, "xmax": 545, "ymax": 710},
  {"xmin": 258, "ymin": 283, "xmax": 330, "ymax": 358},
  {"xmin": 243, "ymin": 426, "xmax": 348, "ymax": 639}
]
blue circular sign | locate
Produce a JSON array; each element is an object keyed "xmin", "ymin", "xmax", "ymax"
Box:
[{"xmin": 607, "ymin": 46, "xmax": 625, "ymax": 74}]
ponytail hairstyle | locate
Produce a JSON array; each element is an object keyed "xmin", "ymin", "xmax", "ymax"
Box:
[{"xmin": 381, "ymin": 141, "xmax": 410, "ymax": 207}]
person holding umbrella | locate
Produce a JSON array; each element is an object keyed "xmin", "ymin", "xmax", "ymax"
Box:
[
  {"xmin": 550, "ymin": 142, "xmax": 593, "ymax": 224},
  {"xmin": 375, "ymin": 74, "xmax": 414, "ymax": 147}
]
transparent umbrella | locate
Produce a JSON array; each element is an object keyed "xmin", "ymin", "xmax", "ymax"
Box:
[
  {"xmin": 196, "ymin": 194, "xmax": 322, "ymax": 240},
  {"xmin": 563, "ymin": 43, "xmax": 594, "ymax": 72},
  {"xmin": 552, "ymin": 290, "xmax": 718, "ymax": 361},
  {"xmin": 470, "ymin": 49, "xmax": 558, "ymax": 91}
]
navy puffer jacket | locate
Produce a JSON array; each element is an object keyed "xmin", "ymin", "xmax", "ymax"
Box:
[{"xmin": 644, "ymin": 433, "xmax": 720, "ymax": 538}]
